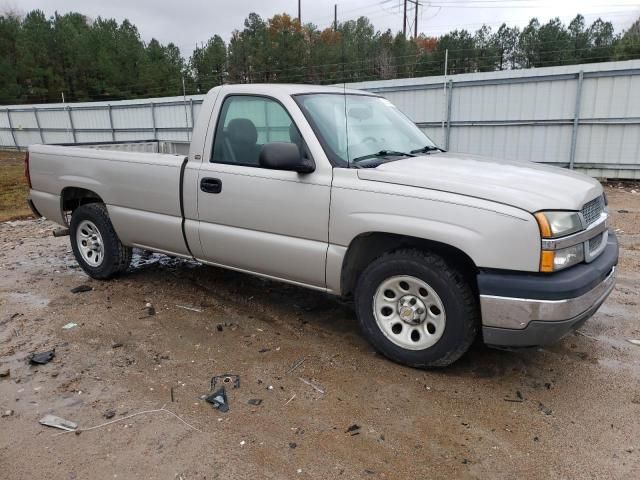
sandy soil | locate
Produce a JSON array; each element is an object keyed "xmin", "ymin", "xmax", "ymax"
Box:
[{"xmin": 0, "ymin": 184, "xmax": 639, "ymax": 480}]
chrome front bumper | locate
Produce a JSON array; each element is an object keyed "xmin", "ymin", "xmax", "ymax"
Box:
[
  {"xmin": 478, "ymin": 232, "xmax": 618, "ymax": 347},
  {"xmin": 480, "ymin": 266, "xmax": 616, "ymax": 330}
]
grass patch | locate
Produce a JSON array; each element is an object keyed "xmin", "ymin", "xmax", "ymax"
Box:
[{"xmin": 0, "ymin": 150, "xmax": 32, "ymax": 222}]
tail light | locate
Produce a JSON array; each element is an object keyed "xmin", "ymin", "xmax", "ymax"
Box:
[{"xmin": 24, "ymin": 151, "xmax": 32, "ymax": 189}]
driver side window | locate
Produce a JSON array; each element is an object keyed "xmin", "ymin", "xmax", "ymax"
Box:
[{"xmin": 211, "ymin": 95, "xmax": 306, "ymax": 167}]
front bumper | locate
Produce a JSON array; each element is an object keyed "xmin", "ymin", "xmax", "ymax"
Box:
[{"xmin": 479, "ymin": 232, "xmax": 618, "ymax": 347}]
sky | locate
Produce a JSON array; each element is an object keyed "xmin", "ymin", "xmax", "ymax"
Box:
[{"xmin": 3, "ymin": 0, "xmax": 640, "ymax": 58}]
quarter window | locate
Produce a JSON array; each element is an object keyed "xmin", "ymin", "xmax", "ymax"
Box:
[{"xmin": 211, "ymin": 95, "xmax": 306, "ymax": 167}]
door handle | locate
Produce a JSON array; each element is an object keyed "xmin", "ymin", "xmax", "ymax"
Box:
[{"xmin": 200, "ymin": 177, "xmax": 222, "ymax": 194}]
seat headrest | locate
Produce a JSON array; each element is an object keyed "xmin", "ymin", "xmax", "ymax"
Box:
[{"xmin": 227, "ymin": 118, "xmax": 258, "ymax": 145}]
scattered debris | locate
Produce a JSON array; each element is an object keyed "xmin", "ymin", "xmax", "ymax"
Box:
[
  {"xmin": 286, "ymin": 357, "xmax": 305, "ymax": 374},
  {"xmin": 0, "ymin": 368, "xmax": 9, "ymax": 378},
  {"xmin": 2, "ymin": 410, "xmax": 14, "ymax": 417},
  {"xmin": 176, "ymin": 305, "xmax": 202, "ymax": 313},
  {"xmin": 216, "ymin": 324, "xmax": 223, "ymax": 332},
  {"xmin": 211, "ymin": 374, "xmax": 240, "ymax": 390},
  {"xmin": 346, "ymin": 424, "xmax": 361, "ymax": 434},
  {"xmin": 289, "ymin": 442, "xmax": 297, "ymax": 449},
  {"xmin": 298, "ymin": 377, "xmax": 325, "ymax": 394},
  {"xmin": 103, "ymin": 409, "xmax": 116, "ymax": 419},
  {"xmin": 29, "ymin": 349, "xmax": 55, "ymax": 365},
  {"xmin": 39, "ymin": 414, "xmax": 77, "ymax": 431},
  {"xmin": 145, "ymin": 302, "xmax": 156, "ymax": 316},
  {"xmin": 248, "ymin": 399, "xmax": 262, "ymax": 406},
  {"xmin": 111, "ymin": 341, "xmax": 123, "ymax": 349},
  {"xmin": 205, "ymin": 387, "xmax": 229, "ymax": 412},
  {"xmin": 62, "ymin": 322, "xmax": 78, "ymax": 330},
  {"xmin": 258, "ymin": 348, "xmax": 271, "ymax": 353},
  {"xmin": 70, "ymin": 285, "xmax": 92, "ymax": 294},
  {"xmin": 538, "ymin": 402, "xmax": 552, "ymax": 415},
  {"xmin": 53, "ymin": 406, "xmax": 202, "ymax": 435},
  {"xmin": 618, "ymin": 209, "xmax": 629, "ymax": 213},
  {"xmin": 284, "ymin": 394, "xmax": 297, "ymax": 406},
  {"xmin": 627, "ymin": 339, "xmax": 640, "ymax": 346}
]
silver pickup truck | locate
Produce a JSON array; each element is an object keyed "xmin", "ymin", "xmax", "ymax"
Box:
[{"xmin": 25, "ymin": 84, "xmax": 618, "ymax": 367}]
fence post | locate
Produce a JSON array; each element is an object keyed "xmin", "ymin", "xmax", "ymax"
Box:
[
  {"xmin": 107, "ymin": 104, "xmax": 116, "ymax": 142},
  {"xmin": 66, "ymin": 106, "xmax": 77, "ymax": 143},
  {"xmin": 6, "ymin": 109, "xmax": 19, "ymax": 150},
  {"xmin": 33, "ymin": 107, "xmax": 44, "ymax": 144},
  {"xmin": 445, "ymin": 79, "xmax": 454, "ymax": 151},
  {"xmin": 189, "ymin": 98, "xmax": 194, "ymax": 136},
  {"xmin": 569, "ymin": 70, "xmax": 584, "ymax": 170},
  {"xmin": 150, "ymin": 102, "xmax": 158, "ymax": 140}
]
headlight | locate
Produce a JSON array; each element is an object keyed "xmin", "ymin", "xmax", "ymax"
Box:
[
  {"xmin": 540, "ymin": 244, "xmax": 585, "ymax": 272},
  {"xmin": 535, "ymin": 211, "xmax": 585, "ymax": 272},
  {"xmin": 534, "ymin": 211, "xmax": 583, "ymax": 238}
]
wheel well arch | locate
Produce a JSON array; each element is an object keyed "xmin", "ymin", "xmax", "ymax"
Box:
[
  {"xmin": 340, "ymin": 232, "xmax": 478, "ymax": 298},
  {"xmin": 60, "ymin": 187, "xmax": 104, "ymax": 224}
]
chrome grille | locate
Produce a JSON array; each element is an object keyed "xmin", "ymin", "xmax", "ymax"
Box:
[
  {"xmin": 581, "ymin": 195, "xmax": 605, "ymax": 226},
  {"xmin": 589, "ymin": 233, "xmax": 603, "ymax": 253}
]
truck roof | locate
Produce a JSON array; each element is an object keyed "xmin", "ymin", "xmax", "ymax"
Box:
[{"xmin": 217, "ymin": 83, "xmax": 375, "ymax": 96}]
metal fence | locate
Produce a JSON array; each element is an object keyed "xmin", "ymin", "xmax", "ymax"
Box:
[
  {"xmin": 347, "ymin": 59, "xmax": 640, "ymax": 179},
  {"xmin": 2, "ymin": 59, "xmax": 639, "ymax": 179},
  {"xmin": 0, "ymin": 95, "xmax": 206, "ymax": 148}
]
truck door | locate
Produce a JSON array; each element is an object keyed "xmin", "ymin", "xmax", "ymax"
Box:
[{"xmin": 195, "ymin": 94, "xmax": 331, "ymax": 289}]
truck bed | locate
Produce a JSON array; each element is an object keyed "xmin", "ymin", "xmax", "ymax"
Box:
[{"xmin": 28, "ymin": 140, "xmax": 191, "ymax": 257}]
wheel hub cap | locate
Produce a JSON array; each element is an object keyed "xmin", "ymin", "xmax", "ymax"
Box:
[
  {"xmin": 373, "ymin": 275, "xmax": 446, "ymax": 351},
  {"xmin": 76, "ymin": 220, "xmax": 104, "ymax": 267},
  {"xmin": 398, "ymin": 295, "xmax": 427, "ymax": 325}
]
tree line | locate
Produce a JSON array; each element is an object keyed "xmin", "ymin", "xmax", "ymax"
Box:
[{"xmin": 1, "ymin": 9, "xmax": 639, "ymax": 105}]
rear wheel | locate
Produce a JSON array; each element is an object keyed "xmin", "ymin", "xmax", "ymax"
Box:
[
  {"xmin": 355, "ymin": 249, "xmax": 478, "ymax": 367},
  {"xmin": 70, "ymin": 203, "xmax": 132, "ymax": 279}
]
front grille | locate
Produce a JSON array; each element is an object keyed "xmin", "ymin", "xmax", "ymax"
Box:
[
  {"xmin": 581, "ymin": 195, "xmax": 605, "ymax": 226},
  {"xmin": 589, "ymin": 233, "xmax": 603, "ymax": 253}
]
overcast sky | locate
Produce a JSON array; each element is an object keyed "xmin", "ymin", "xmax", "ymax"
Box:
[{"xmin": 4, "ymin": 0, "xmax": 639, "ymax": 58}]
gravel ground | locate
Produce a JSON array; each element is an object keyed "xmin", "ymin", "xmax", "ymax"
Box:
[{"xmin": 0, "ymin": 184, "xmax": 639, "ymax": 480}]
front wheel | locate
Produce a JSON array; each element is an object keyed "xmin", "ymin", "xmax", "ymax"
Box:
[
  {"xmin": 355, "ymin": 249, "xmax": 478, "ymax": 368},
  {"xmin": 70, "ymin": 203, "xmax": 132, "ymax": 279}
]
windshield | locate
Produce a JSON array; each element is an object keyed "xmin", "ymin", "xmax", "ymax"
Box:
[{"xmin": 294, "ymin": 93, "xmax": 437, "ymax": 167}]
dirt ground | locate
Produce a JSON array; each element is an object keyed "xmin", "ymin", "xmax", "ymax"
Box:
[{"xmin": 0, "ymin": 184, "xmax": 639, "ymax": 480}]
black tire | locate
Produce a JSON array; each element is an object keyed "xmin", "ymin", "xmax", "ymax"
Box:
[
  {"xmin": 355, "ymin": 249, "xmax": 478, "ymax": 368},
  {"xmin": 69, "ymin": 203, "xmax": 132, "ymax": 280}
]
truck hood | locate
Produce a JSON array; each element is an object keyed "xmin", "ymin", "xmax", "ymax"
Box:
[{"xmin": 356, "ymin": 152, "xmax": 602, "ymax": 212}]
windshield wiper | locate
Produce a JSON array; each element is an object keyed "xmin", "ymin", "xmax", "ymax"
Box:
[
  {"xmin": 352, "ymin": 150, "xmax": 415, "ymax": 163},
  {"xmin": 410, "ymin": 145, "xmax": 445, "ymax": 154}
]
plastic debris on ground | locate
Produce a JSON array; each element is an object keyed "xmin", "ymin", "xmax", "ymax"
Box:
[
  {"xmin": 211, "ymin": 374, "xmax": 240, "ymax": 390},
  {"xmin": 62, "ymin": 322, "xmax": 78, "ymax": 330},
  {"xmin": 39, "ymin": 414, "xmax": 77, "ymax": 431},
  {"xmin": 29, "ymin": 349, "xmax": 55, "ymax": 365},
  {"xmin": 205, "ymin": 387, "xmax": 229, "ymax": 412},
  {"xmin": 70, "ymin": 285, "xmax": 92, "ymax": 294}
]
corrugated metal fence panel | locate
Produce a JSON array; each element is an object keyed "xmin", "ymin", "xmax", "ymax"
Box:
[
  {"xmin": 347, "ymin": 59, "xmax": 640, "ymax": 178},
  {"xmin": 2, "ymin": 61, "xmax": 640, "ymax": 178}
]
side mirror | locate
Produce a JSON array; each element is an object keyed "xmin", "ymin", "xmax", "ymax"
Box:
[{"xmin": 259, "ymin": 142, "xmax": 315, "ymax": 174}]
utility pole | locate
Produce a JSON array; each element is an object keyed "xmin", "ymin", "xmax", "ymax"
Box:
[
  {"xmin": 403, "ymin": 0, "xmax": 407, "ymax": 38},
  {"xmin": 334, "ymin": 4, "xmax": 337, "ymax": 31},
  {"xmin": 414, "ymin": 0, "xmax": 418, "ymax": 39},
  {"xmin": 403, "ymin": 1, "xmax": 420, "ymax": 39},
  {"xmin": 298, "ymin": 0, "xmax": 301, "ymax": 23}
]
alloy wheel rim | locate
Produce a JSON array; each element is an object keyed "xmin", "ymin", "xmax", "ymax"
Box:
[
  {"xmin": 373, "ymin": 275, "xmax": 446, "ymax": 350},
  {"xmin": 76, "ymin": 220, "xmax": 104, "ymax": 267}
]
